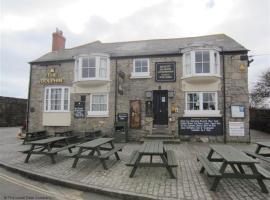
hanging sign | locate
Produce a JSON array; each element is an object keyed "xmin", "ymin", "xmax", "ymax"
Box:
[
  {"xmin": 40, "ymin": 68, "xmax": 64, "ymax": 84},
  {"xmin": 178, "ymin": 117, "xmax": 223, "ymax": 135},
  {"xmin": 155, "ymin": 62, "xmax": 176, "ymax": 82}
]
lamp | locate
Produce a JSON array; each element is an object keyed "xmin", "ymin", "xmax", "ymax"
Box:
[
  {"xmin": 168, "ymin": 90, "xmax": 175, "ymax": 98},
  {"xmin": 145, "ymin": 91, "xmax": 152, "ymax": 98}
]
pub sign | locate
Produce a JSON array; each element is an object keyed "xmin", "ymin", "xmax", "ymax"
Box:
[
  {"xmin": 178, "ymin": 117, "xmax": 223, "ymax": 135},
  {"xmin": 155, "ymin": 62, "xmax": 176, "ymax": 82}
]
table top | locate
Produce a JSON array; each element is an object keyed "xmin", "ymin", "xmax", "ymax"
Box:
[
  {"xmin": 255, "ymin": 141, "xmax": 270, "ymax": 148},
  {"xmin": 139, "ymin": 141, "xmax": 164, "ymax": 155},
  {"xmin": 77, "ymin": 137, "xmax": 114, "ymax": 148},
  {"xmin": 210, "ymin": 145, "xmax": 258, "ymax": 164},
  {"xmin": 29, "ymin": 136, "xmax": 67, "ymax": 145}
]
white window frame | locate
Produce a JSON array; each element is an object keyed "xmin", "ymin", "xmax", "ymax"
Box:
[
  {"xmin": 88, "ymin": 93, "xmax": 109, "ymax": 117},
  {"xmin": 75, "ymin": 54, "xmax": 110, "ymax": 81},
  {"xmin": 44, "ymin": 86, "xmax": 70, "ymax": 112},
  {"xmin": 182, "ymin": 50, "xmax": 220, "ymax": 77},
  {"xmin": 131, "ymin": 58, "xmax": 150, "ymax": 78}
]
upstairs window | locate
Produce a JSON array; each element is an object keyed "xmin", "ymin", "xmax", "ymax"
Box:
[
  {"xmin": 76, "ymin": 55, "xmax": 109, "ymax": 80},
  {"xmin": 195, "ymin": 51, "xmax": 210, "ymax": 73},
  {"xmin": 132, "ymin": 58, "xmax": 150, "ymax": 77}
]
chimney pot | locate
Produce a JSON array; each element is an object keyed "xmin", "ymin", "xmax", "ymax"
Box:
[{"xmin": 52, "ymin": 29, "xmax": 66, "ymax": 51}]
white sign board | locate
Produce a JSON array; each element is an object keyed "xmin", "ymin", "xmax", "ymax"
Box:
[
  {"xmin": 229, "ymin": 122, "xmax": 245, "ymax": 136},
  {"xmin": 231, "ymin": 105, "xmax": 245, "ymax": 118}
]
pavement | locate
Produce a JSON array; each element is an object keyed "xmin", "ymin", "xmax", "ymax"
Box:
[{"xmin": 0, "ymin": 127, "xmax": 270, "ymax": 200}]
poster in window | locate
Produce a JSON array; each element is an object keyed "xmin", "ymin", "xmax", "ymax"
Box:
[
  {"xmin": 231, "ymin": 105, "xmax": 245, "ymax": 118},
  {"xmin": 74, "ymin": 102, "xmax": 85, "ymax": 118}
]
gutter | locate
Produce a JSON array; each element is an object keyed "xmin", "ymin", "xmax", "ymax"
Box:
[
  {"xmin": 114, "ymin": 59, "xmax": 118, "ymax": 124},
  {"xmin": 26, "ymin": 64, "xmax": 32, "ymax": 131},
  {"xmin": 221, "ymin": 47, "xmax": 227, "ymax": 144}
]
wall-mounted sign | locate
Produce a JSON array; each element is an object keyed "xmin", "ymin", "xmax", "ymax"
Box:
[
  {"xmin": 40, "ymin": 68, "xmax": 64, "ymax": 84},
  {"xmin": 178, "ymin": 117, "xmax": 223, "ymax": 135},
  {"xmin": 117, "ymin": 113, "xmax": 128, "ymax": 122},
  {"xmin": 74, "ymin": 101, "xmax": 85, "ymax": 118},
  {"xmin": 231, "ymin": 105, "xmax": 245, "ymax": 118},
  {"xmin": 155, "ymin": 62, "xmax": 176, "ymax": 82},
  {"xmin": 229, "ymin": 122, "xmax": 245, "ymax": 136}
]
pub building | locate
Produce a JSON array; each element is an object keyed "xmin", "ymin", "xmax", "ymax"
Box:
[{"xmin": 27, "ymin": 29, "xmax": 250, "ymax": 142}]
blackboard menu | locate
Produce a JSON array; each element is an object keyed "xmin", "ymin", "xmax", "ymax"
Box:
[
  {"xmin": 117, "ymin": 113, "xmax": 128, "ymax": 122},
  {"xmin": 155, "ymin": 62, "xmax": 176, "ymax": 82},
  {"xmin": 178, "ymin": 117, "xmax": 223, "ymax": 135},
  {"xmin": 74, "ymin": 102, "xmax": 85, "ymax": 118}
]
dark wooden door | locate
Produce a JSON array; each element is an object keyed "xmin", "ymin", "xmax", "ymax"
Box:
[
  {"xmin": 130, "ymin": 100, "xmax": 141, "ymax": 128},
  {"xmin": 153, "ymin": 90, "xmax": 168, "ymax": 125}
]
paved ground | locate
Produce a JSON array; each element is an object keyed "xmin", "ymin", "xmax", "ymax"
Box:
[{"xmin": 0, "ymin": 127, "xmax": 270, "ymax": 200}]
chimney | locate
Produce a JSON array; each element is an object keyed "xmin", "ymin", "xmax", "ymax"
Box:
[{"xmin": 52, "ymin": 28, "xmax": 66, "ymax": 51}]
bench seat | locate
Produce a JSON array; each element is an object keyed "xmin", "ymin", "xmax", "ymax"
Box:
[
  {"xmin": 99, "ymin": 145, "xmax": 124, "ymax": 160},
  {"xmin": 126, "ymin": 150, "xmax": 140, "ymax": 166},
  {"xmin": 197, "ymin": 154, "xmax": 222, "ymax": 177},
  {"xmin": 244, "ymin": 151, "xmax": 270, "ymax": 163},
  {"xmin": 256, "ymin": 164, "xmax": 270, "ymax": 180},
  {"xmin": 166, "ymin": 150, "xmax": 178, "ymax": 167}
]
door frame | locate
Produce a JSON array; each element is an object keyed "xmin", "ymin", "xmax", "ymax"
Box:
[
  {"xmin": 129, "ymin": 100, "xmax": 141, "ymax": 129},
  {"xmin": 152, "ymin": 90, "xmax": 168, "ymax": 125}
]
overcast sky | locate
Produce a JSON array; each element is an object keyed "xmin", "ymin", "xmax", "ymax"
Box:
[{"xmin": 1, "ymin": 0, "xmax": 270, "ymax": 99}]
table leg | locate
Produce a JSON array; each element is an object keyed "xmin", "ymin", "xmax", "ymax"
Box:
[
  {"xmin": 64, "ymin": 138, "xmax": 72, "ymax": 153},
  {"xmin": 236, "ymin": 164, "xmax": 245, "ymax": 174},
  {"xmin": 47, "ymin": 144, "xmax": 56, "ymax": 164},
  {"xmin": 200, "ymin": 149, "xmax": 214, "ymax": 173},
  {"xmin": 250, "ymin": 164, "xmax": 268, "ymax": 193},
  {"xmin": 130, "ymin": 154, "xmax": 143, "ymax": 178},
  {"xmin": 230, "ymin": 164, "xmax": 240, "ymax": 174},
  {"xmin": 96, "ymin": 148, "xmax": 108, "ymax": 170},
  {"xmin": 109, "ymin": 141, "xmax": 120, "ymax": 160},
  {"xmin": 160, "ymin": 154, "xmax": 176, "ymax": 179},
  {"xmin": 24, "ymin": 145, "xmax": 35, "ymax": 163},
  {"xmin": 210, "ymin": 162, "xmax": 227, "ymax": 191},
  {"xmin": 255, "ymin": 145, "xmax": 262, "ymax": 154},
  {"xmin": 72, "ymin": 147, "xmax": 83, "ymax": 168},
  {"xmin": 150, "ymin": 155, "xmax": 153, "ymax": 164}
]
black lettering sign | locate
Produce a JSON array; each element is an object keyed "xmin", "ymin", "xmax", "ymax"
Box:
[
  {"xmin": 178, "ymin": 117, "xmax": 223, "ymax": 135},
  {"xmin": 74, "ymin": 102, "xmax": 85, "ymax": 118},
  {"xmin": 155, "ymin": 62, "xmax": 176, "ymax": 82}
]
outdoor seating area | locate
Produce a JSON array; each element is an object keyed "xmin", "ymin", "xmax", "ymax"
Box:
[{"xmin": 22, "ymin": 130, "xmax": 48, "ymax": 144}]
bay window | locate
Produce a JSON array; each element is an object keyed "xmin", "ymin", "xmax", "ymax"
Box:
[
  {"xmin": 44, "ymin": 86, "xmax": 70, "ymax": 112},
  {"xmin": 186, "ymin": 92, "xmax": 217, "ymax": 111},
  {"xmin": 88, "ymin": 93, "xmax": 109, "ymax": 116}
]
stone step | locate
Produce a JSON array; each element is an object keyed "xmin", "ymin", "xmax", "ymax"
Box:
[
  {"xmin": 145, "ymin": 134, "xmax": 174, "ymax": 139},
  {"xmin": 142, "ymin": 134, "xmax": 181, "ymax": 144},
  {"xmin": 141, "ymin": 138, "xmax": 181, "ymax": 144}
]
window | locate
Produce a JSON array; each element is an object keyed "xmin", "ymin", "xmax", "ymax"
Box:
[
  {"xmin": 76, "ymin": 55, "xmax": 109, "ymax": 80},
  {"xmin": 182, "ymin": 50, "xmax": 220, "ymax": 76},
  {"xmin": 88, "ymin": 93, "xmax": 109, "ymax": 116},
  {"xmin": 132, "ymin": 58, "xmax": 150, "ymax": 77},
  {"xmin": 44, "ymin": 87, "xmax": 70, "ymax": 112},
  {"xmin": 186, "ymin": 92, "xmax": 217, "ymax": 111}
]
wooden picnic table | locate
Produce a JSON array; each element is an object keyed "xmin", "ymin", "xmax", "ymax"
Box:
[
  {"xmin": 72, "ymin": 137, "xmax": 123, "ymax": 170},
  {"xmin": 126, "ymin": 141, "xmax": 178, "ymax": 178},
  {"xmin": 23, "ymin": 136, "xmax": 76, "ymax": 164},
  {"xmin": 245, "ymin": 141, "xmax": 270, "ymax": 163},
  {"xmin": 197, "ymin": 145, "xmax": 269, "ymax": 193}
]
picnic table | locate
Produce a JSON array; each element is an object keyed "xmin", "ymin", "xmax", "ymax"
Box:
[
  {"xmin": 126, "ymin": 141, "xmax": 178, "ymax": 178},
  {"xmin": 245, "ymin": 141, "xmax": 270, "ymax": 163},
  {"xmin": 23, "ymin": 130, "xmax": 48, "ymax": 144},
  {"xmin": 72, "ymin": 137, "xmax": 123, "ymax": 170},
  {"xmin": 197, "ymin": 145, "xmax": 270, "ymax": 193},
  {"xmin": 23, "ymin": 136, "xmax": 76, "ymax": 164}
]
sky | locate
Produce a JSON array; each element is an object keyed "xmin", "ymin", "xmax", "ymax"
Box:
[{"xmin": 0, "ymin": 0, "xmax": 270, "ymax": 99}]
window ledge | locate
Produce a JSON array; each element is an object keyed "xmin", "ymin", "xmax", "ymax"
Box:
[
  {"xmin": 183, "ymin": 110, "xmax": 221, "ymax": 117},
  {"xmin": 130, "ymin": 75, "xmax": 152, "ymax": 79},
  {"xmin": 181, "ymin": 74, "xmax": 221, "ymax": 83},
  {"xmin": 87, "ymin": 115, "xmax": 109, "ymax": 118},
  {"xmin": 74, "ymin": 79, "xmax": 110, "ymax": 86},
  {"xmin": 43, "ymin": 111, "xmax": 70, "ymax": 113},
  {"xmin": 87, "ymin": 111, "xmax": 109, "ymax": 117}
]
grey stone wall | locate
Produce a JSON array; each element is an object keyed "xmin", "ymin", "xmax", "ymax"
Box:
[{"xmin": 0, "ymin": 96, "xmax": 27, "ymax": 127}]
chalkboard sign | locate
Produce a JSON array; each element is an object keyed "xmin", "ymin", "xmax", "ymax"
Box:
[
  {"xmin": 155, "ymin": 62, "xmax": 176, "ymax": 82},
  {"xmin": 117, "ymin": 113, "xmax": 128, "ymax": 122},
  {"xmin": 178, "ymin": 117, "xmax": 223, "ymax": 135},
  {"xmin": 74, "ymin": 102, "xmax": 85, "ymax": 118}
]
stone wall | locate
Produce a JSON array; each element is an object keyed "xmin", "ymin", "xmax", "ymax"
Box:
[{"xmin": 0, "ymin": 96, "xmax": 27, "ymax": 127}]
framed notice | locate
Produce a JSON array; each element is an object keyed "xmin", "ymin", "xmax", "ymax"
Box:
[
  {"xmin": 229, "ymin": 122, "xmax": 245, "ymax": 136},
  {"xmin": 155, "ymin": 62, "xmax": 176, "ymax": 82},
  {"xmin": 74, "ymin": 102, "xmax": 85, "ymax": 118},
  {"xmin": 178, "ymin": 117, "xmax": 223, "ymax": 135},
  {"xmin": 231, "ymin": 105, "xmax": 245, "ymax": 118}
]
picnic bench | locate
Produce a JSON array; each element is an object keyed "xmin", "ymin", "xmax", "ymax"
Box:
[
  {"xmin": 23, "ymin": 130, "xmax": 48, "ymax": 144},
  {"xmin": 245, "ymin": 141, "xmax": 270, "ymax": 163},
  {"xmin": 126, "ymin": 141, "xmax": 178, "ymax": 178},
  {"xmin": 197, "ymin": 145, "xmax": 269, "ymax": 193},
  {"xmin": 22, "ymin": 136, "xmax": 77, "ymax": 164},
  {"xmin": 72, "ymin": 137, "xmax": 124, "ymax": 170}
]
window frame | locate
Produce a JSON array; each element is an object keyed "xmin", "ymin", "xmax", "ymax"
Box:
[
  {"xmin": 132, "ymin": 58, "xmax": 150, "ymax": 77},
  {"xmin": 185, "ymin": 92, "xmax": 218, "ymax": 111},
  {"xmin": 44, "ymin": 86, "xmax": 70, "ymax": 112},
  {"xmin": 88, "ymin": 93, "xmax": 109, "ymax": 117}
]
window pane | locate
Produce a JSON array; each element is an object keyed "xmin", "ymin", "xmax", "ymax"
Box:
[
  {"xmin": 82, "ymin": 68, "xmax": 89, "ymax": 78},
  {"xmin": 214, "ymin": 52, "xmax": 218, "ymax": 74},
  {"xmin": 195, "ymin": 63, "xmax": 202, "ymax": 73},
  {"xmin": 203, "ymin": 93, "xmax": 209, "ymax": 101},
  {"xmin": 91, "ymin": 95, "xmax": 107, "ymax": 112},
  {"xmin": 195, "ymin": 52, "xmax": 202, "ymax": 62},
  {"xmin": 203, "ymin": 51, "xmax": 210, "ymax": 61},
  {"xmin": 82, "ymin": 58, "xmax": 88, "ymax": 68},
  {"xmin": 141, "ymin": 59, "xmax": 148, "ymax": 67},
  {"xmin": 89, "ymin": 57, "xmax": 95, "ymax": 67},
  {"xmin": 135, "ymin": 66, "xmax": 141, "ymax": 72},
  {"xmin": 142, "ymin": 66, "xmax": 148, "ymax": 72},
  {"xmin": 185, "ymin": 53, "xmax": 191, "ymax": 75},
  {"xmin": 135, "ymin": 60, "xmax": 141, "ymax": 67},
  {"xmin": 64, "ymin": 88, "xmax": 69, "ymax": 110},
  {"xmin": 92, "ymin": 104, "xmax": 99, "ymax": 111},
  {"xmin": 203, "ymin": 63, "xmax": 210, "ymax": 73},
  {"xmin": 89, "ymin": 68, "xmax": 95, "ymax": 77},
  {"xmin": 99, "ymin": 58, "xmax": 107, "ymax": 78},
  {"xmin": 100, "ymin": 104, "xmax": 106, "ymax": 111}
]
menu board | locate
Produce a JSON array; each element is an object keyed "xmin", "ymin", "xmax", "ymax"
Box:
[
  {"xmin": 117, "ymin": 113, "xmax": 128, "ymax": 122},
  {"xmin": 74, "ymin": 102, "xmax": 85, "ymax": 118},
  {"xmin": 155, "ymin": 62, "xmax": 176, "ymax": 82},
  {"xmin": 178, "ymin": 117, "xmax": 223, "ymax": 135}
]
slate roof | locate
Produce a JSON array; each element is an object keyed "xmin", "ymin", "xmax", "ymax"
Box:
[{"xmin": 30, "ymin": 34, "xmax": 248, "ymax": 63}]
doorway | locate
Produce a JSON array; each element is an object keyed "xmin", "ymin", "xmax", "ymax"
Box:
[
  {"xmin": 153, "ymin": 90, "xmax": 168, "ymax": 125},
  {"xmin": 130, "ymin": 100, "xmax": 141, "ymax": 128}
]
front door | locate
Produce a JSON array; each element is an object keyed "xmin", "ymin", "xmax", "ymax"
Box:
[
  {"xmin": 153, "ymin": 90, "xmax": 168, "ymax": 125},
  {"xmin": 130, "ymin": 100, "xmax": 141, "ymax": 128}
]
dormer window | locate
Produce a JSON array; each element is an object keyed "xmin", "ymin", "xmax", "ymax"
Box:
[
  {"xmin": 75, "ymin": 54, "xmax": 110, "ymax": 81},
  {"xmin": 183, "ymin": 50, "xmax": 220, "ymax": 77}
]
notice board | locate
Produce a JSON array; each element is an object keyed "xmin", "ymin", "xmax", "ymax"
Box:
[
  {"xmin": 178, "ymin": 117, "xmax": 223, "ymax": 135},
  {"xmin": 74, "ymin": 102, "xmax": 85, "ymax": 118},
  {"xmin": 155, "ymin": 62, "xmax": 176, "ymax": 82}
]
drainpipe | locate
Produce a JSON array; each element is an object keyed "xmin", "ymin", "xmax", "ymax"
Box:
[
  {"xmin": 26, "ymin": 64, "xmax": 32, "ymax": 132},
  {"xmin": 221, "ymin": 47, "xmax": 227, "ymax": 144},
  {"xmin": 114, "ymin": 59, "xmax": 118, "ymax": 124}
]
